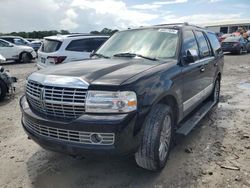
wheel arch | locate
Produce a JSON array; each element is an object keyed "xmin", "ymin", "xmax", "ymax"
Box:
[
  {"xmin": 19, "ymin": 51, "xmax": 32, "ymax": 60},
  {"xmin": 157, "ymin": 94, "xmax": 180, "ymax": 127}
]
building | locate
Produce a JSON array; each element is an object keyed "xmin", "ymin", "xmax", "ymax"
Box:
[{"xmin": 205, "ymin": 20, "xmax": 250, "ymax": 34}]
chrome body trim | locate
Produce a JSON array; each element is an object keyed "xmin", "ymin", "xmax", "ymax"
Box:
[
  {"xmin": 26, "ymin": 79, "xmax": 87, "ymax": 119},
  {"xmin": 183, "ymin": 83, "xmax": 213, "ymax": 112},
  {"xmin": 189, "ymin": 57, "xmax": 214, "ymax": 65},
  {"xmin": 23, "ymin": 117, "xmax": 115, "ymax": 145},
  {"xmin": 28, "ymin": 73, "xmax": 89, "ymax": 89}
]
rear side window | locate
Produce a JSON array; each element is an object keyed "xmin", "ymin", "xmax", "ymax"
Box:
[
  {"xmin": 66, "ymin": 38, "xmax": 107, "ymax": 52},
  {"xmin": 182, "ymin": 30, "xmax": 199, "ymax": 53},
  {"xmin": 1, "ymin": 38, "xmax": 14, "ymax": 43},
  {"xmin": 41, "ymin": 39, "xmax": 62, "ymax": 53},
  {"xmin": 0, "ymin": 40, "xmax": 9, "ymax": 47},
  {"xmin": 195, "ymin": 31, "xmax": 211, "ymax": 58},
  {"xmin": 207, "ymin": 32, "xmax": 222, "ymax": 56}
]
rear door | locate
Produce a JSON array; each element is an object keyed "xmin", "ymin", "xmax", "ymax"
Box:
[
  {"xmin": 194, "ymin": 30, "xmax": 215, "ymax": 97},
  {"xmin": 181, "ymin": 30, "xmax": 207, "ymax": 115}
]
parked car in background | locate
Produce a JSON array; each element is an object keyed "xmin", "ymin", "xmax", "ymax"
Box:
[
  {"xmin": 0, "ymin": 54, "xmax": 6, "ymax": 63},
  {"xmin": 0, "ymin": 39, "xmax": 36, "ymax": 63},
  {"xmin": 221, "ymin": 36, "xmax": 249, "ymax": 54},
  {"xmin": 30, "ymin": 40, "xmax": 42, "ymax": 51},
  {"xmin": 0, "ymin": 36, "xmax": 39, "ymax": 51},
  {"xmin": 37, "ymin": 34, "xmax": 109, "ymax": 69},
  {"xmin": 219, "ymin": 33, "xmax": 235, "ymax": 42},
  {"xmin": 20, "ymin": 23, "xmax": 224, "ymax": 171}
]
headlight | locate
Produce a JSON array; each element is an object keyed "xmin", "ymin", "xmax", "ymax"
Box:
[{"xmin": 85, "ymin": 91, "xmax": 137, "ymax": 113}]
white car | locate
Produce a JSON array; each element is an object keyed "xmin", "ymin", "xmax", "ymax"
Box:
[
  {"xmin": 37, "ymin": 34, "xmax": 109, "ymax": 69},
  {"xmin": 0, "ymin": 39, "xmax": 36, "ymax": 63},
  {"xmin": 0, "ymin": 54, "xmax": 6, "ymax": 63}
]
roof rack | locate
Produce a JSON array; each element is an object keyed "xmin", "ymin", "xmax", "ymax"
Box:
[{"xmin": 154, "ymin": 22, "xmax": 205, "ymax": 29}]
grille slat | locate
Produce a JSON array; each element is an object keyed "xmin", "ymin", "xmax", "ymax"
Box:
[
  {"xmin": 23, "ymin": 118, "xmax": 115, "ymax": 145},
  {"xmin": 26, "ymin": 80, "xmax": 87, "ymax": 119}
]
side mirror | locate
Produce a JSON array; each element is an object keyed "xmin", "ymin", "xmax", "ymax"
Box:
[
  {"xmin": 90, "ymin": 50, "xmax": 95, "ymax": 58},
  {"xmin": 184, "ymin": 49, "xmax": 199, "ymax": 64},
  {"xmin": 8, "ymin": 44, "xmax": 14, "ymax": 47}
]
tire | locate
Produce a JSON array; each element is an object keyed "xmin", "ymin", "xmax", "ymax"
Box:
[
  {"xmin": 20, "ymin": 52, "xmax": 31, "ymax": 63},
  {"xmin": 237, "ymin": 48, "xmax": 243, "ymax": 55},
  {"xmin": 135, "ymin": 104, "xmax": 174, "ymax": 171},
  {"xmin": 0, "ymin": 79, "xmax": 7, "ymax": 101},
  {"xmin": 210, "ymin": 77, "xmax": 220, "ymax": 104}
]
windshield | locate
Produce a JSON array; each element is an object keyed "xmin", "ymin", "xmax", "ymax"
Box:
[
  {"xmin": 223, "ymin": 37, "xmax": 240, "ymax": 42},
  {"xmin": 96, "ymin": 28, "xmax": 179, "ymax": 60},
  {"xmin": 41, "ymin": 39, "xmax": 62, "ymax": 53}
]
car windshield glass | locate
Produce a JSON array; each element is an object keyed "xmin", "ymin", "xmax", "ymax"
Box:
[
  {"xmin": 223, "ymin": 37, "xmax": 240, "ymax": 42},
  {"xmin": 41, "ymin": 39, "xmax": 62, "ymax": 52},
  {"xmin": 96, "ymin": 28, "xmax": 179, "ymax": 60}
]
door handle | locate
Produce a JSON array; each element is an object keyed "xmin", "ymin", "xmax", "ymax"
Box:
[{"xmin": 200, "ymin": 67, "xmax": 205, "ymax": 72}]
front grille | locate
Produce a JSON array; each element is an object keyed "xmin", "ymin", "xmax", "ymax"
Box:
[
  {"xmin": 26, "ymin": 80, "xmax": 86, "ymax": 119},
  {"xmin": 23, "ymin": 117, "xmax": 115, "ymax": 145}
]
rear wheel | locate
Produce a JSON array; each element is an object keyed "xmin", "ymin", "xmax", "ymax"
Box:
[
  {"xmin": 20, "ymin": 52, "xmax": 31, "ymax": 63},
  {"xmin": 237, "ymin": 47, "xmax": 243, "ymax": 55},
  {"xmin": 210, "ymin": 77, "xmax": 220, "ymax": 104},
  {"xmin": 135, "ymin": 104, "xmax": 174, "ymax": 171},
  {"xmin": 0, "ymin": 79, "xmax": 7, "ymax": 101}
]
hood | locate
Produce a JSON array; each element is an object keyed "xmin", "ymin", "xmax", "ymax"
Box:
[
  {"xmin": 20, "ymin": 45, "xmax": 34, "ymax": 51},
  {"xmin": 37, "ymin": 58, "xmax": 162, "ymax": 85}
]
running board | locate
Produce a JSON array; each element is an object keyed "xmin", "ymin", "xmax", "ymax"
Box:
[{"xmin": 176, "ymin": 100, "xmax": 216, "ymax": 136}]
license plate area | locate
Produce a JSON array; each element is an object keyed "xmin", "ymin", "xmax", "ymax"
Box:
[{"xmin": 41, "ymin": 57, "xmax": 46, "ymax": 64}]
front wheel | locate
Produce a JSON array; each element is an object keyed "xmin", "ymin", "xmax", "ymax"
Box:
[
  {"xmin": 0, "ymin": 79, "xmax": 7, "ymax": 101},
  {"xmin": 210, "ymin": 78, "xmax": 220, "ymax": 104},
  {"xmin": 135, "ymin": 104, "xmax": 174, "ymax": 171},
  {"xmin": 21, "ymin": 52, "xmax": 31, "ymax": 63}
]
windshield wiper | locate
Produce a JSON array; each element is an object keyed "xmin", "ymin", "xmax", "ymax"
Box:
[
  {"xmin": 113, "ymin": 52, "xmax": 159, "ymax": 61},
  {"xmin": 91, "ymin": 53, "xmax": 110, "ymax": 59}
]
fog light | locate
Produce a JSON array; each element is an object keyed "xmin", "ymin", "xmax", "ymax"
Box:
[{"xmin": 90, "ymin": 133, "xmax": 102, "ymax": 144}]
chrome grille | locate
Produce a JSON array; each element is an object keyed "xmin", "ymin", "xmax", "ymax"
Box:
[
  {"xmin": 26, "ymin": 80, "xmax": 86, "ymax": 119},
  {"xmin": 23, "ymin": 118, "xmax": 115, "ymax": 145}
]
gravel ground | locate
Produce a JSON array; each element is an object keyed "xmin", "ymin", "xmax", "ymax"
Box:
[{"xmin": 0, "ymin": 54, "xmax": 250, "ymax": 188}]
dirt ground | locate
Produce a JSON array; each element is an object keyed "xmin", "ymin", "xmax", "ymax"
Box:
[{"xmin": 0, "ymin": 54, "xmax": 250, "ymax": 188}]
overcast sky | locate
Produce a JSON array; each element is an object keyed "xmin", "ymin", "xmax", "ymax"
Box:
[{"xmin": 0, "ymin": 0, "xmax": 249, "ymax": 33}]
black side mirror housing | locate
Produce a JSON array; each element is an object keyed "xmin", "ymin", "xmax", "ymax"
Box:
[{"xmin": 184, "ymin": 49, "xmax": 199, "ymax": 64}]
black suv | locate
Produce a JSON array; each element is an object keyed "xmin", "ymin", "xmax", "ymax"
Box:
[{"xmin": 20, "ymin": 23, "xmax": 224, "ymax": 171}]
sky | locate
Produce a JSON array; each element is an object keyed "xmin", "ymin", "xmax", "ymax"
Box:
[{"xmin": 0, "ymin": 0, "xmax": 249, "ymax": 33}]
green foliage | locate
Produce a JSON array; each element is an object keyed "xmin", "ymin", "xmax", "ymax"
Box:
[
  {"xmin": 90, "ymin": 28, "xmax": 118, "ymax": 35},
  {"xmin": 0, "ymin": 30, "xmax": 70, "ymax": 39},
  {"xmin": 0, "ymin": 28, "xmax": 118, "ymax": 39}
]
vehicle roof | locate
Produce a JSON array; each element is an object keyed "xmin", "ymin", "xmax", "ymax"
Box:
[
  {"xmin": 123, "ymin": 22, "xmax": 214, "ymax": 34},
  {"xmin": 0, "ymin": 36, "xmax": 24, "ymax": 38},
  {"xmin": 44, "ymin": 34, "xmax": 110, "ymax": 41}
]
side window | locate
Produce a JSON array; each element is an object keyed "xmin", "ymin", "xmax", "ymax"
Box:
[
  {"xmin": 66, "ymin": 39, "xmax": 91, "ymax": 52},
  {"xmin": 182, "ymin": 30, "xmax": 199, "ymax": 54},
  {"xmin": 0, "ymin": 40, "xmax": 9, "ymax": 47},
  {"xmin": 88, "ymin": 38, "xmax": 107, "ymax": 52},
  {"xmin": 207, "ymin": 32, "xmax": 222, "ymax": 56},
  {"xmin": 195, "ymin": 31, "xmax": 211, "ymax": 58}
]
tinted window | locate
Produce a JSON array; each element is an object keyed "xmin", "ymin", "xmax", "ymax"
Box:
[
  {"xmin": 66, "ymin": 38, "xmax": 107, "ymax": 52},
  {"xmin": 207, "ymin": 32, "xmax": 222, "ymax": 55},
  {"xmin": 0, "ymin": 40, "xmax": 9, "ymax": 47},
  {"xmin": 0, "ymin": 38, "xmax": 14, "ymax": 43},
  {"xmin": 182, "ymin": 30, "xmax": 199, "ymax": 53},
  {"xmin": 195, "ymin": 31, "xmax": 211, "ymax": 57},
  {"xmin": 41, "ymin": 39, "xmax": 62, "ymax": 52}
]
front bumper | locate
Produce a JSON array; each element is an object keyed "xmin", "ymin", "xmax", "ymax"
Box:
[{"xmin": 20, "ymin": 95, "xmax": 142, "ymax": 157}]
